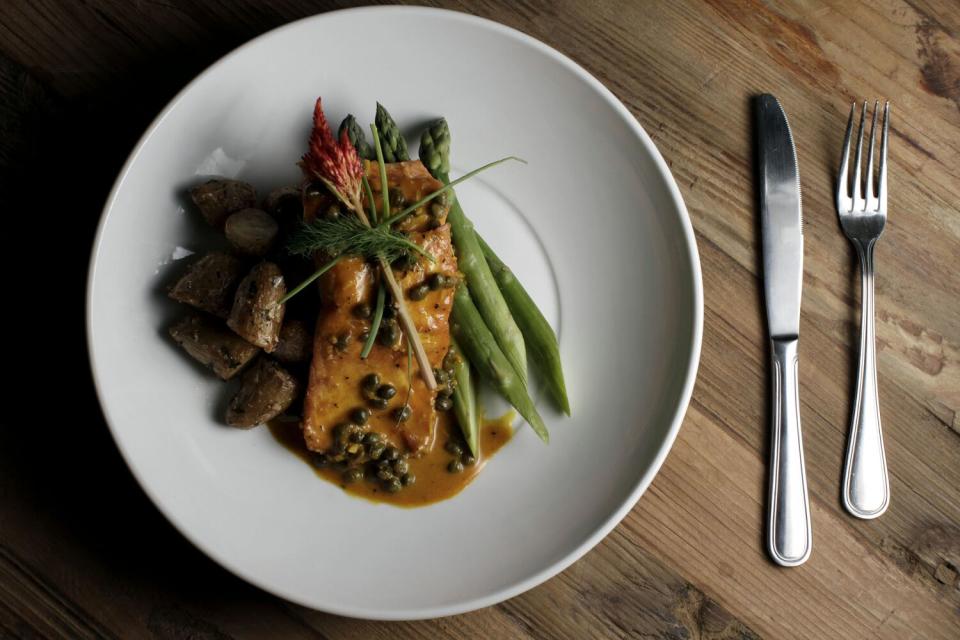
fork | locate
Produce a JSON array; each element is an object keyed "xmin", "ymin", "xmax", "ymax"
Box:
[{"xmin": 836, "ymin": 100, "xmax": 890, "ymax": 519}]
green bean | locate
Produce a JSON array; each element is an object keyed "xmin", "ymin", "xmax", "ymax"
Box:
[
  {"xmin": 476, "ymin": 235, "xmax": 570, "ymax": 414},
  {"xmin": 451, "ymin": 286, "xmax": 548, "ymax": 443}
]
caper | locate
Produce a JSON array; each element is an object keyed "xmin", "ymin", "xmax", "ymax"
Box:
[
  {"xmin": 436, "ymin": 191, "xmax": 450, "ymax": 207},
  {"xmin": 304, "ymin": 183, "xmax": 325, "ymax": 199},
  {"xmin": 368, "ymin": 397, "xmax": 389, "ymax": 410},
  {"xmin": 376, "ymin": 468, "xmax": 395, "ymax": 481},
  {"xmin": 434, "ymin": 368, "xmax": 450, "ymax": 385},
  {"xmin": 442, "ymin": 350, "xmax": 458, "ymax": 371},
  {"xmin": 463, "ymin": 455, "xmax": 477, "ymax": 466},
  {"xmin": 362, "ymin": 373, "xmax": 381, "ymax": 393},
  {"xmin": 343, "ymin": 467, "xmax": 364, "ymax": 483},
  {"xmin": 351, "ymin": 407, "xmax": 370, "ymax": 425},
  {"xmin": 409, "ymin": 283, "xmax": 429, "ymax": 301},
  {"xmin": 377, "ymin": 384, "xmax": 397, "ymax": 400},
  {"xmin": 385, "ymin": 477, "xmax": 403, "ymax": 493},
  {"xmin": 311, "ymin": 453, "xmax": 331, "ymax": 468},
  {"xmin": 378, "ymin": 322, "xmax": 400, "ymax": 346},
  {"xmin": 437, "ymin": 386, "xmax": 453, "ymax": 399},
  {"xmin": 393, "ymin": 459, "xmax": 409, "ymax": 475},
  {"xmin": 324, "ymin": 204, "xmax": 342, "ymax": 220},
  {"xmin": 389, "ymin": 190, "xmax": 407, "ymax": 209},
  {"xmin": 334, "ymin": 333, "xmax": 352, "ymax": 352},
  {"xmin": 401, "ymin": 473, "xmax": 416, "ymax": 486},
  {"xmin": 363, "ymin": 431, "xmax": 382, "ymax": 444},
  {"xmin": 427, "ymin": 273, "xmax": 446, "ymax": 290},
  {"xmin": 392, "ymin": 405, "xmax": 412, "ymax": 422},
  {"xmin": 427, "ymin": 218, "xmax": 443, "ymax": 230},
  {"xmin": 334, "ymin": 423, "xmax": 356, "ymax": 442},
  {"xmin": 435, "ymin": 396, "xmax": 453, "ymax": 411},
  {"xmin": 332, "ymin": 441, "xmax": 347, "ymax": 455},
  {"xmin": 429, "ymin": 201, "xmax": 446, "ymax": 218},
  {"xmin": 445, "ymin": 441, "xmax": 463, "ymax": 456},
  {"xmin": 448, "ymin": 460, "xmax": 464, "ymax": 474},
  {"xmin": 349, "ymin": 430, "xmax": 365, "ymax": 444},
  {"xmin": 368, "ymin": 442, "xmax": 386, "ymax": 460},
  {"xmin": 383, "ymin": 446, "xmax": 400, "ymax": 461},
  {"xmin": 353, "ymin": 303, "xmax": 372, "ymax": 319},
  {"xmin": 382, "ymin": 304, "xmax": 397, "ymax": 320},
  {"xmin": 360, "ymin": 330, "xmax": 370, "ymax": 342}
]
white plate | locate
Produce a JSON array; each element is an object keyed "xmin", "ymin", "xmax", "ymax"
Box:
[{"xmin": 87, "ymin": 7, "xmax": 702, "ymax": 620}]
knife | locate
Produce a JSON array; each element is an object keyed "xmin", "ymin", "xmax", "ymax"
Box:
[{"xmin": 756, "ymin": 94, "xmax": 812, "ymax": 567}]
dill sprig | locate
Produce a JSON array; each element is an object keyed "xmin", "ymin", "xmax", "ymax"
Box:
[{"xmin": 286, "ymin": 216, "xmax": 434, "ymax": 264}]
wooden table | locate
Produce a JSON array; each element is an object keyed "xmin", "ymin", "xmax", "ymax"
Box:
[{"xmin": 2, "ymin": 1, "xmax": 958, "ymax": 637}]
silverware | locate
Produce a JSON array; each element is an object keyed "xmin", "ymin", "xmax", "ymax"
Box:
[
  {"xmin": 756, "ymin": 94, "xmax": 812, "ymax": 567},
  {"xmin": 836, "ymin": 101, "xmax": 890, "ymax": 519}
]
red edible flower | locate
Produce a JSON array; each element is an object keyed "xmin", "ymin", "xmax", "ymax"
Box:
[{"xmin": 300, "ymin": 97, "xmax": 363, "ymax": 211}]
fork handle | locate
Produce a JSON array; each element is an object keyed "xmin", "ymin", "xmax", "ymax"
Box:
[
  {"xmin": 842, "ymin": 240, "xmax": 889, "ymax": 518},
  {"xmin": 768, "ymin": 337, "xmax": 812, "ymax": 566}
]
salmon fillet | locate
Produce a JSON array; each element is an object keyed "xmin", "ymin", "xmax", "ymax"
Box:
[{"xmin": 301, "ymin": 160, "xmax": 456, "ymax": 455}]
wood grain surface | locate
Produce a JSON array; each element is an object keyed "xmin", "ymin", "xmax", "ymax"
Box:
[{"xmin": 1, "ymin": 1, "xmax": 958, "ymax": 638}]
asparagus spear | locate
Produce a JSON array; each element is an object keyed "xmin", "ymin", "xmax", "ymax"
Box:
[
  {"xmin": 453, "ymin": 286, "xmax": 548, "ymax": 443},
  {"xmin": 375, "ymin": 102, "xmax": 410, "ymax": 163},
  {"xmin": 449, "ymin": 336, "xmax": 479, "ymax": 456},
  {"xmin": 418, "ymin": 118, "xmax": 529, "ymax": 384},
  {"xmin": 477, "ymin": 235, "xmax": 571, "ymax": 415},
  {"xmin": 338, "ymin": 114, "xmax": 373, "ymax": 160}
]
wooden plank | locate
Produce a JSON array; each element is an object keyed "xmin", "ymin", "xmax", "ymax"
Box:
[{"xmin": 0, "ymin": 0, "xmax": 957, "ymax": 637}]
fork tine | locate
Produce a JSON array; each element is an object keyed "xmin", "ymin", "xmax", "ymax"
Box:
[
  {"xmin": 851, "ymin": 101, "xmax": 867, "ymax": 211},
  {"xmin": 878, "ymin": 101, "xmax": 889, "ymax": 208},
  {"xmin": 837, "ymin": 102, "xmax": 855, "ymax": 207},
  {"xmin": 864, "ymin": 101, "xmax": 879, "ymax": 209}
]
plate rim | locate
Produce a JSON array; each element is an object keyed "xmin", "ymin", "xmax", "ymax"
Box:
[{"xmin": 85, "ymin": 5, "xmax": 703, "ymax": 620}]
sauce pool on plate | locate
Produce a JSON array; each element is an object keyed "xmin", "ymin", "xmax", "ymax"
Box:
[{"xmin": 268, "ymin": 413, "xmax": 513, "ymax": 507}]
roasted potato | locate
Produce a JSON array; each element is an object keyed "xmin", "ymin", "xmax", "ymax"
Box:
[
  {"xmin": 190, "ymin": 178, "xmax": 257, "ymax": 228},
  {"xmin": 273, "ymin": 319, "xmax": 312, "ymax": 364},
  {"xmin": 168, "ymin": 252, "xmax": 245, "ymax": 318},
  {"xmin": 263, "ymin": 186, "xmax": 303, "ymax": 234},
  {"xmin": 227, "ymin": 262, "xmax": 286, "ymax": 352},
  {"xmin": 224, "ymin": 208, "xmax": 279, "ymax": 257},
  {"xmin": 169, "ymin": 315, "xmax": 259, "ymax": 380},
  {"xmin": 226, "ymin": 357, "xmax": 300, "ymax": 428}
]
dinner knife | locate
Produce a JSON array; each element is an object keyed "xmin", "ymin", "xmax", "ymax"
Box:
[{"xmin": 756, "ymin": 94, "xmax": 812, "ymax": 567}]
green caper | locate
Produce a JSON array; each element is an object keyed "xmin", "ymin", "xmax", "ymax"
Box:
[
  {"xmin": 429, "ymin": 201, "xmax": 446, "ymax": 218},
  {"xmin": 447, "ymin": 460, "xmax": 464, "ymax": 474},
  {"xmin": 368, "ymin": 397, "xmax": 389, "ymax": 410},
  {"xmin": 332, "ymin": 441, "xmax": 347, "ymax": 455},
  {"xmin": 334, "ymin": 423, "xmax": 355, "ymax": 442},
  {"xmin": 393, "ymin": 459, "xmax": 409, "ymax": 475},
  {"xmin": 362, "ymin": 373, "xmax": 381, "ymax": 393},
  {"xmin": 463, "ymin": 455, "xmax": 477, "ymax": 466},
  {"xmin": 436, "ymin": 191, "xmax": 450, "ymax": 207},
  {"xmin": 353, "ymin": 303, "xmax": 372, "ymax": 319},
  {"xmin": 434, "ymin": 368, "xmax": 450, "ymax": 384},
  {"xmin": 376, "ymin": 468, "xmax": 395, "ymax": 481},
  {"xmin": 392, "ymin": 405, "xmax": 412, "ymax": 422},
  {"xmin": 427, "ymin": 218, "xmax": 443, "ymax": 230},
  {"xmin": 389, "ymin": 190, "xmax": 407, "ymax": 209},
  {"xmin": 343, "ymin": 467, "xmax": 364, "ymax": 483},
  {"xmin": 348, "ymin": 430, "xmax": 365, "ymax": 444},
  {"xmin": 368, "ymin": 442, "xmax": 386, "ymax": 460},
  {"xmin": 409, "ymin": 284, "xmax": 429, "ymax": 301},
  {"xmin": 437, "ymin": 386, "xmax": 453, "ymax": 399},
  {"xmin": 383, "ymin": 446, "xmax": 400, "ymax": 461},
  {"xmin": 427, "ymin": 273, "xmax": 446, "ymax": 290},
  {"xmin": 401, "ymin": 473, "xmax": 416, "ymax": 486},
  {"xmin": 351, "ymin": 407, "xmax": 370, "ymax": 425},
  {"xmin": 385, "ymin": 477, "xmax": 403, "ymax": 493},
  {"xmin": 382, "ymin": 304, "xmax": 397, "ymax": 320},
  {"xmin": 442, "ymin": 350, "xmax": 458, "ymax": 371},
  {"xmin": 311, "ymin": 453, "xmax": 331, "ymax": 468},
  {"xmin": 435, "ymin": 396, "xmax": 453, "ymax": 411},
  {"xmin": 378, "ymin": 322, "xmax": 400, "ymax": 346},
  {"xmin": 304, "ymin": 183, "xmax": 325, "ymax": 199},
  {"xmin": 445, "ymin": 441, "xmax": 463, "ymax": 456},
  {"xmin": 363, "ymin": 431, "xmax": 382, "ymax": 445},
  {"xmin": 334, "ymin": 333, "xmax": 352, "ymax": 351},
  {"xmin": 377, "ymin": 384, "xmax": 397, "ymax": 400}
]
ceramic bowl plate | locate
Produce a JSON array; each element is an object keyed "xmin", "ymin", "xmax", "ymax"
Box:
[{"xmin": 87, "ymin": 7, "xmax": 702, "ymax": 619}]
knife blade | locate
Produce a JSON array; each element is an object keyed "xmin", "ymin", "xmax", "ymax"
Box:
[{"xmin": 756, "ymin": 94, "xmax": 812, "ymax": 567}]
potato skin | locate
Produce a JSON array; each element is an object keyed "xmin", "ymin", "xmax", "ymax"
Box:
[
  {"xmin": 168, "ymin": 252, "xmax": 245, "ymax": 318},
  {"xmin": 224, "ymin": 208, "xmax": 279, "ymax": 257},
  {"xmin": 190, "ymin": 179, "xmax": 257, "ymax": 228},
  {"xmin": 273, "ymin": 319, "xmax": 312, "ymax": 365},
  {"xmin": 227, "ymin": 262, "xmax": 286, "ymax": 352},
  {"xmin": 226, "ymin": 357, "xmax": 300, "ymax": 428},
  {"xmin": 168, "ymin": 315, "xmax": 259, "ymax": 380}
]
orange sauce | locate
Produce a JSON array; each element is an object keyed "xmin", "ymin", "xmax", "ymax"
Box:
[{"xmin": 268, "ymin": 413, "xmax": 513, "ymax": 507}]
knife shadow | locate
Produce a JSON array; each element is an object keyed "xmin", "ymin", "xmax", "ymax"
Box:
[{"xmin": 750, "ymin": 95, "xmax": 776, "ymax": 564}]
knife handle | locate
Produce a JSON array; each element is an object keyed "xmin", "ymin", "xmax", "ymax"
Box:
[{"xmin": 767, "ymin": 337, "xmax": 812, "ymax": 566}]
